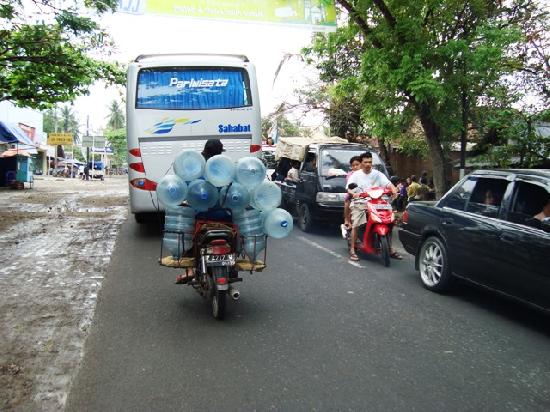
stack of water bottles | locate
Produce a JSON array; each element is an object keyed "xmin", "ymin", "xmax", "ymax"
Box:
[{"xmin": 157, "ymin": 150, "xmax": 293, "ymax": 261}]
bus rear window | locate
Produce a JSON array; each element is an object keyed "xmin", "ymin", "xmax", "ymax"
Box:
[{"xmin": 136, "ymin": 67, "xmax": 252, "ymax": 110}]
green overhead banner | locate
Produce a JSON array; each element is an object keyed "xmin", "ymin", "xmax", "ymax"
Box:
[{"xmin": 117, "ymin": 0, "xmax": 337, "ymax": 31}]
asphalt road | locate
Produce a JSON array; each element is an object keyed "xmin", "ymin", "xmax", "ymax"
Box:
[{"xmin": 67, "ymin": 219, "xmax": 550, "ymax": 411}]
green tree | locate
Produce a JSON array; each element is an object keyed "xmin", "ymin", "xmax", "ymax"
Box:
[
  {"xmin": 1, "ymin": 0, "xmax": 124, "ymax": 109},
  {"xmin": 304, "ymin": 0, "xmax": 548, "ymax": 197},
  {"xmin": 261, "ymin": 113, "xmax": 302, "ymax": 138},
  {"xmin": 43, "ymin": 104, "xmax": 80, "ymax": 157},
  {"xmin": 106, "ymin": 100, "xmax": 125, "ymax": 130},
  {"xmin": 105, "ymin": 128, "xmax": 127, "ymax": 167}
]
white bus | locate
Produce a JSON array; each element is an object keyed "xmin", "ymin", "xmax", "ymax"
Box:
[{"xmin": 126, "ymin": 53, "xmax": 262, "ymax": 222}]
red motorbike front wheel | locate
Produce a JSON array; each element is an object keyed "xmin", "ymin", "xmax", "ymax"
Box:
[{"xmin": 379, "ymin": 235, "xmax": 390, "ymax": 267}]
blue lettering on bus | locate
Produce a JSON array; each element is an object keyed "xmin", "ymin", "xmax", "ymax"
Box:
[{"xmin": 218, "ymin": 124, "xmax": 251, "ymax": 133}]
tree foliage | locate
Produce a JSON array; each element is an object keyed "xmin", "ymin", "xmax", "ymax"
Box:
[
  {"xmin": 106, "ymin": 100, "xmax": 126, "ymax": 130},
  {"xmin": 1, "ymin": 0, "xmax": 125, "ymax": 109},
  {"xmin": 302, "ymin": 0, "xmax": 549, "ymax": 197},
  {"xmin": 105, "ymin": 128, "xmax": 127, "ymax": 167}
]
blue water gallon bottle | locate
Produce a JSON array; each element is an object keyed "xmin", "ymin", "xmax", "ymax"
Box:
[
  {"xmin": 156, "ymin": 175, "xmax": 187, "ymax": 208},
  {"xmin": 243, "ymin": 236, "xmax": 266, "ymax": 261},
  {"xmin": 165, "ymin": 206, "xmax": 196, "ymax": 233},
  {"xmin": 235, "ymin": 157, "xmax": 266, "ymax": 189},
  {"xmin": 220, "ymin": 182, "xmax": 250, "ymax": 212},
  {"xmin": 234, "ymin": 208, "xmax": 264, "ymax": 235},
  {"xmin": 233, "ymin": 209, "xmax": 265, "ymax": 260},
  {"xmin": 251, "ymin": 181, "xmax": 281, "ymax": 212},
  {"xmin": 173, "ymin": 150, "xmax": 205, "ymax": 181},
  {"xmin": 186, "ymin": 179, "xmax": 219, "ymax": 212},
  {"xmin": 264, "ymin": 208, "xmax": 293, "ymax": 239},
  {"xmin": 163, "ymin": 232, "xmax": 185, "ymax": 258},
  {"xmin": 205, "ymin": 154, "xmax": 235, "ymax": 187}
]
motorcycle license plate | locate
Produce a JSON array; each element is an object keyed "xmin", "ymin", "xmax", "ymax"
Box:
[
  {"xmin": 205, "ymin": 254, "xmax": 236, "ymax": 266},
  {"xmin": 374, "ymin": 204, "xmax": 392, "ymax": 210}
]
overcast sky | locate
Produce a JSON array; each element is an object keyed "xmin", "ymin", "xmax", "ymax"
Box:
[{"xmin": 74, "ymin": 12, "xmax": 324, "ymax": 134}]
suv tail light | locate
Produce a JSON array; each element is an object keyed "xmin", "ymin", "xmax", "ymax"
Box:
[{"xmin": 402, "ymin": 210, "xmax": 409, "ymax": 224}]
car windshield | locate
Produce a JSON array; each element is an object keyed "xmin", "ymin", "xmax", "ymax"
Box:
[{"xmin": 320, "ymin": 149, "xmax": 387, "ymax": 177}]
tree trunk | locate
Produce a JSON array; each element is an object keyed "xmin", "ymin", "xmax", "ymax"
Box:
[
  {"xmin": 418, "ymin": 103, "xmax": 448, "ymax": 199},
  {"xmin": 377, "ymin": 138, "xmax": 390, "ymax": 163}
]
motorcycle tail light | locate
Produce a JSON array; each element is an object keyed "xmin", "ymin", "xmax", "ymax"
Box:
[
  {"xmin": 212, "ymin": 245, "xmax": 231, "ymax": 254},
  {"xmin": 215, "ymin": 277, "xmax": 228, "ymax": 285}
]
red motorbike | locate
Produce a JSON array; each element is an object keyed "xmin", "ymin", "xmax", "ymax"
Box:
[{"xmin": 347, "ymin": 186, "xmax": 396, "ymax": 267}]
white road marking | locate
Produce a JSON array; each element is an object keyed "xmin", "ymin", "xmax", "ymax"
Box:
[{"xmin": 296, "ymin": 235, "xmax": 366, "ymax": 268}]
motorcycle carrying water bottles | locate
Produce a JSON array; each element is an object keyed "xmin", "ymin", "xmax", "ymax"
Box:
[{"xmin": 156, "ymin": 149, "xmax": 290, "ymax": 319}]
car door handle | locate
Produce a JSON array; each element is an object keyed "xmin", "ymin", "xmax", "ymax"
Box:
[
  {"xmin": 500, "ymin": 233, "xmax": 517, "ymax": 243},
  {"xmin": 441, "ymin": 218, "xmax": 454, "ymax": 225}
]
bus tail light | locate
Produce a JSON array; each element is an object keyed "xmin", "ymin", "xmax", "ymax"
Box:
[
  {"xmin": 130, "ymin": 178, "xmax": 157, "ymax": 191},
  {"xmin": 129, "ymin": 148, "xmax": 142, "ymax": 157},
  {"xmin": 129, "ymin": 162, "xmax": 146, "ymax": 173},
  {"xmin": 250, "ymin": 144, "xmax": 261, "ymax": 153}
]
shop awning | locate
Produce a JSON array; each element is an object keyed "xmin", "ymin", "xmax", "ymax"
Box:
[{"xmin": 0, "ymin": 121, "xmax": 38, "ymax": 154}]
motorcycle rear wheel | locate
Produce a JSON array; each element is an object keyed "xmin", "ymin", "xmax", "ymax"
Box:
[
  {"xmin": 212, "ymin": 290, "xmax": 226, "ymax": 320},
  {"xmin": 210, "ymin": 267, "xmax": 228, "ymax": 320}
]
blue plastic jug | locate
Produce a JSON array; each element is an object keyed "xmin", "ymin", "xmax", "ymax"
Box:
[
  {"xmin": 173, "ymin": 150, "xmax": 205, "ymax": 181},
  {"xmin": 163, "ymin": 232, "xmax": 189, "ymax": 258},
  {"xmin": 243, "ymin": 236, "xmax": 266, "ymax": 261},
  {"xmin": 233, "ymin": 208, "xmax": 265, "ymax": 260},
  {"xmin": 235, "ymin": 157, "xmax": 266, "ymax": 189},
  {"xmin": 219, "ymin": 182, "xmax": 250, "ymax": 212},
  {"xmin": 156, "ymin": 175, "xmax": 187, "ymax": 208},
  {"xmin": 251, "ymin": 181, "xmax": 281, "ymax": 212},
  {"xmin": 263, "ymin": 208, "xmax": 293, "ymax": 239},
  {"xmin": 186, "ymin": 179, "xmax": 219, "ymax": 212},
  {"xmin": 205, "ymin": 154, "xmax": 235, "ymax": 187},
  {"xmin": 165, "ymin": 206, "xmax": 195, "ymax": 234},
  {"xmin": 233, "ymin": 208, "xmax": 264, "ymax": 235}
]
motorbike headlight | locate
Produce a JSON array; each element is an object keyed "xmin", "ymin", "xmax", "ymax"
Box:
[{"xmin": 316, "ymin": 192, "xmax": 346, "ymax": 204}]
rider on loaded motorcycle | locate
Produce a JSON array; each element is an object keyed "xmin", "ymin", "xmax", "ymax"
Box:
[
  {"xmin": 175, "ymin": 139, "xmax": 230, "ymax": 283},
  {"xmin": 347, "ymin": 151, "xmax": 402, "ymax": 262}
]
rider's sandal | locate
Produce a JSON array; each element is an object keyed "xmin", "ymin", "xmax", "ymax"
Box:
[
  {"xmin": 390, "ymin": 251, "xmax": 403, "ymax": 260},
  {"xmin": 349, "ymin": 251, "xmax": 359, "ymax": 261},
  {"xmin": 175, "ymin": 268, "xmax": 195, "ymax": 284}
]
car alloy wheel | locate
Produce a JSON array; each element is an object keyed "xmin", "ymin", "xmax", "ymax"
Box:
[{"xmin": 419, "ymin": 236, "xmax": 454, "ymax": 292}]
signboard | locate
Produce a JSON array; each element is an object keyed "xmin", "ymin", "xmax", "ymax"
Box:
[
  {"xmin": 117, "ymin": 0, "xmax": 337, "ymax": 31},
  {"xmin": 91, "ymin": 146, "xmax": 114, "ymax": 154},
  {"xmin": 81, "ymin": 136, "xmax": 106, "ymax": 147},
  {"xmin": 47, "ymin": 133, "xmax": 74, "ymax": 146}
]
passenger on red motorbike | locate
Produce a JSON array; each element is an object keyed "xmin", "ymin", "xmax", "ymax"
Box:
[{"xmin": 347, "ymin": 151, "xmax": 400, "ymax": 262}]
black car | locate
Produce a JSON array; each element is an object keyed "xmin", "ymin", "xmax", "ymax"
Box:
[
  {"xmin": 399, "ymin": 169, "xmax": 550, "ymax": 313},
  {"xmin": 277, "ymin": 143, "xmax": 388, "ymax": 232}
]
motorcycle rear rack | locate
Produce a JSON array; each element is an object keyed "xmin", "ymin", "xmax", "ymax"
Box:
[{"xmin": 159, "ymin": 230, "xmax": 268, "ymax": 272}]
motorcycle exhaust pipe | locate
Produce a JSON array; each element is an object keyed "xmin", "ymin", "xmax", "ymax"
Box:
[{"xmin": 229, "ymin": 286, "xmax": 240, "ymax": 301}]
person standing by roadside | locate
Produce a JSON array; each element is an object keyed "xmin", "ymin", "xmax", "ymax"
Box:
[{"xmin": 407, "ymin": 175, "xmax": 420, "ymax": 202}]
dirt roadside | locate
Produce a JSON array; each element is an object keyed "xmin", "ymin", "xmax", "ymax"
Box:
[{"xmin": 0, "ymin": 176, "xmax": 129, "ymax": 411}]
